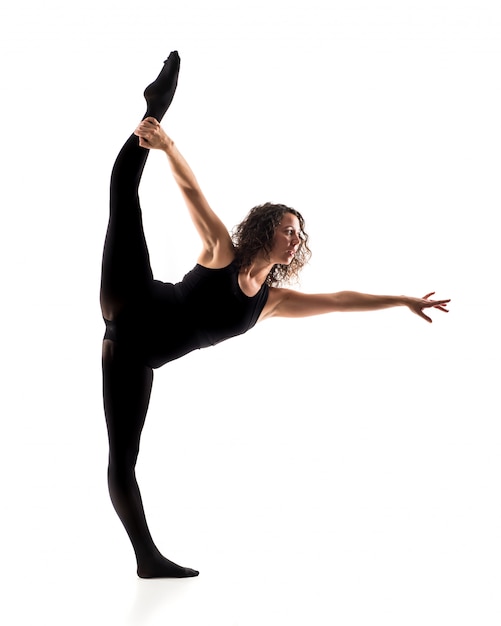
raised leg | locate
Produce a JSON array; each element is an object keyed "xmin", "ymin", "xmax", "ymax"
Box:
[
  {"xmin": 102, "ymin": 340, "xmax": 198, "ymax": 578},
  {"xmin": 100, "ymin": 51, "xmax": 181, "ymax": 320}
]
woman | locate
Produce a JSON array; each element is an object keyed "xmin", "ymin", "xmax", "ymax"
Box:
[{"xmin": 100, "ymin": 51, "xmax": 450, "ymax": 579}]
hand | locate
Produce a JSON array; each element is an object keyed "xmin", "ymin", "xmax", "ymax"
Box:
[
  {"xmin": 406, "ymin": 292, "xmax": 450, "ymax": 323},
  {"xmin": 134, "ymin": 117, "xmax": 173, "ymax": 151}
]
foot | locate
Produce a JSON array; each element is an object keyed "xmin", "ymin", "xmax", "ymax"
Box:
[
  {"xmin": 137, "ymin": 553, "xmax": 199, "ymax": 579},
  {"xmin": 143, "ymin": 51, "xmax": 181, "ymax": 122}
]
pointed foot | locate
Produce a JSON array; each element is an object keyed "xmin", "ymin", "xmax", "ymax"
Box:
[{"xmin": 143, "ymin": 51, "xmax": 181, "ymax": 121}]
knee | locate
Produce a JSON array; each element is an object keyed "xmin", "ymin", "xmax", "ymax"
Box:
[
  {"xmin": 108, "ymin": 445, "xmax": 139, "ymax": 473},
  {"xmin": 107, "ymin": 459, "xmax": 138, "ymax": 498}
]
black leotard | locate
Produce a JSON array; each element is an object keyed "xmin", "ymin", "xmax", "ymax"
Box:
[{"xmin": 104, "ymin": 261, "xmax": 269, "ymax": 369}]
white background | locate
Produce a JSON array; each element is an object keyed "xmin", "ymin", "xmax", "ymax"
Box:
[{"xmin": 1, "ymin": 1, "xmax": 500, "ymax": 624}]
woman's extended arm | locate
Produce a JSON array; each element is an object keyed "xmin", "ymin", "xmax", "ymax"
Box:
[
  {"xmin": 134, "ymin": 117, "xmax": 234, "ymax": 268},
  {"xmin": 262, "ymin": 288, "xmax": 450, "ymax": 323}
]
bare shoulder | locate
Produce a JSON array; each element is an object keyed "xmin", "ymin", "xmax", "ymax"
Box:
[{"xmin": 197, "ymin": 238, "xmax": 236, "ymax": 269}]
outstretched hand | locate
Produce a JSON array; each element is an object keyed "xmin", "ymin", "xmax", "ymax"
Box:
[
  {"xmin": 134, "ymin": 117, "xmax": 172, "ymax": 151},
  {"xmin": 407, "ymin": 292, "xmax": 450, "ymax": 323}
]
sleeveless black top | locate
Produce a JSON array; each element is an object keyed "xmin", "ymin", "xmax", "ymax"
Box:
[{"xmin": 104, "ymin": 262, "xmax": 269, "ymax": 369}]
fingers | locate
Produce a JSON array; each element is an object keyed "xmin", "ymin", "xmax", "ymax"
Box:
[
  {"xmin": 133, "ymin": 118, "xmax": 164, "ymax": 149},
  {"xmin": 417, "ymin": 300, "xmax": 449, "ymax": 322},
  {"xmin": 141, "ymin": 117, "xmax": 160, "ymax": 132},
  {"xmin": 135, "ymin": 118, "xmax": 160, "ymax": 135},
  {"xmin": 428, "ymin": 299, "xmax": 450, "ymax": 307},
  {"xmin": 412, "ymin": 293, "xmax": 450, "ymax": 322},
  {"xmin": 421, "ymin": 295, "xmax": 451, "ymax": 308},
  {"xmin": 435, "ymin": 299, "xmax": 450, "ymax": 308},
  {"xmin": 135, "ymin": 121, "xmax": 156, "ymax": 136},
  {"xmin": 419, "ymin": 310, "xmax": 432, "ymax": 323}
]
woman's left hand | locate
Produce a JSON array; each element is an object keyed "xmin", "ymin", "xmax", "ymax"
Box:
[
  {"xmin": 406, "ymin": 292, "xmax": 450, "ymax": 323},
  {"xmin": 134, "ymin": 117, "xmax": 173, "ymax": 151}
]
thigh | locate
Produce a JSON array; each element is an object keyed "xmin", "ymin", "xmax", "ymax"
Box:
[
  {"xmin": 100, "ymin": 135, "xmax": 154, "ymax": 321},
  {"xmin": 100, "ymin": 201, "xmax": 154, "ymax": 320},
  {"xmin": 102, "ymin": 339, "xmax": 154, "ymax": 463}
]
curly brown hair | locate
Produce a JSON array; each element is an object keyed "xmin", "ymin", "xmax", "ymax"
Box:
[{"xmin": 232, "ymin": 203, "xmax": 311, "ymax": 286}]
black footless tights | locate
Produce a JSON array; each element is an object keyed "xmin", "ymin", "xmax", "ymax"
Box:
[{"xmin": 100, "ymin": 52, "xmax": 198, "ymax": 578}]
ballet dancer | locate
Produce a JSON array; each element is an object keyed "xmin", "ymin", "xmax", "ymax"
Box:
[{"xmin": 100, "ymin": 51, "xmax": 450, "ymax": 578}]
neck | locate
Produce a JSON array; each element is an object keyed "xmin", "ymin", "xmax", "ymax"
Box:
[
  {"xmin": 242, "ymin": 255, "xmax": 275, "ymax": 285},
  {"xmin": 237, "ymin": 255, "xmax": 275, "ymax": 297}
]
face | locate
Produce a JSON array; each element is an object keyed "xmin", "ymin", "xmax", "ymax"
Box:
[{"xmin": 268, "ymin": 213, "xmax": 302, "ymax": 265}]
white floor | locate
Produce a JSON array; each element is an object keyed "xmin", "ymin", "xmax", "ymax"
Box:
[{"xmin": 3, "ymin": 348, "xmax": 500, "ymax": 625}]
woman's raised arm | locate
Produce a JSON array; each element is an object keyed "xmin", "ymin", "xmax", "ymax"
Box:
[
  {"xmin": 134, "ymin": 117, "xmax": 234, "ymax": 268},
  {"xmin": 262, "ymin": 288, "xmax": 450, "ymax": 323}
]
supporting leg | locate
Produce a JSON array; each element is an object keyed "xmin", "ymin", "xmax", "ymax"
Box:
[{"xmin": 102, "ymin": 340, "xmax": 198, "ymax": 578}]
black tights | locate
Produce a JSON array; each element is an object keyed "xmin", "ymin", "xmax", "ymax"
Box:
[{"xmin": 100, "ymin": 52, "xmax": 198, "ymax": 578}]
